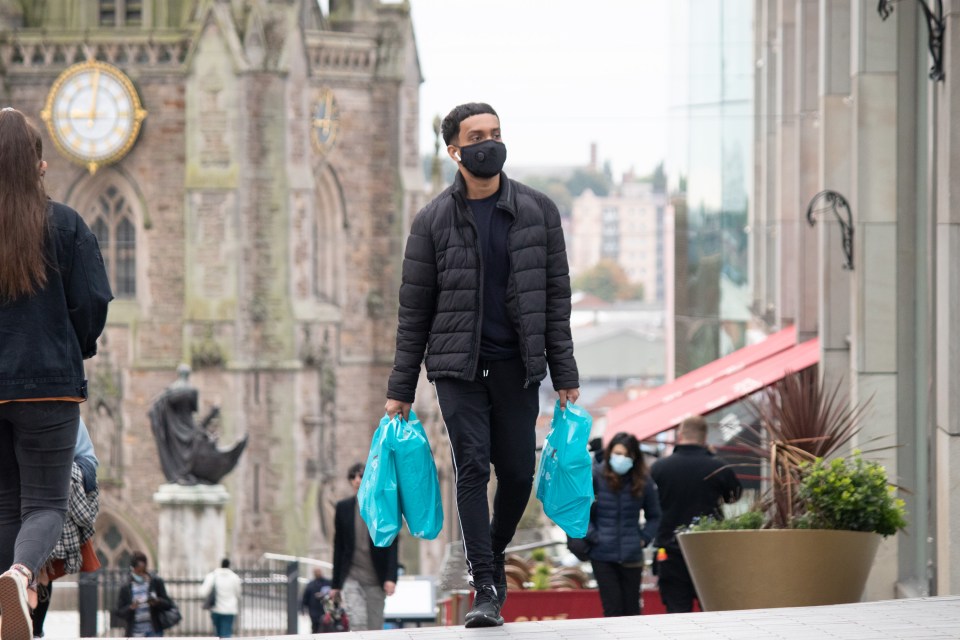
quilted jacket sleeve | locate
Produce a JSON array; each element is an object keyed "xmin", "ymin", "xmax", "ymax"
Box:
[
  {"xmin": 387, "ymin": 209, "xmax": 438, "ymax": 403},
  {"xmin": 542, "ymin": 196, "xmax": 579, "ymax": 390}
]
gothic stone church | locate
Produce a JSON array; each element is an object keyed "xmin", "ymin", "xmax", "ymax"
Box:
[{"xmin": 0, "ymin": 0, "xmax": 423, "ymax": 570}]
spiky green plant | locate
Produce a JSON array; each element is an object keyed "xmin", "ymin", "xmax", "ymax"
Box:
[{"xmin": 746, "ymin": 367, "xmax": 873, "ymax": 528}]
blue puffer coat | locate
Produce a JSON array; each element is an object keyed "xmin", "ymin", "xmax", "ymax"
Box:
[{"xmin": 588, "ymin": 462, "xmax": 661, "ymax": 564}]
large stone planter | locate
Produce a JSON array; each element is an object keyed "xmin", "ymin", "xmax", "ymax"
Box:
[{"xmin": 677, "ymin": 529, "xmax": 881, "ymax": 611}]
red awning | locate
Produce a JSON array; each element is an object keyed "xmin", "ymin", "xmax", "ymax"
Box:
[
  {"xmin": 606, "ymin": 332, "xmax": 819, "ymax": 443},
  {"xmin": 606, "ymin": 325, "xmax": 798, "ymax": 428}
]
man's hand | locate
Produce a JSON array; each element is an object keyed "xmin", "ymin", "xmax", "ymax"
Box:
[
  {"xmin": 329, "ymin": 588, "xmax": 340, "ymax": 601},
  {"xmin": 384, "ymin": 581, "xmax": 396, "ymax": 596},
  {"xmin": 558, "ymin": 388, "xmax": 580, "ymax": 410},
  {"xmin": 385, "ymin": 399, "xmax": 411, "ymax": 420}
]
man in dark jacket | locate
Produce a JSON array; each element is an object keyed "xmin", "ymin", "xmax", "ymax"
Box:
[
  {"xmin": 113, "ymin": 551, "xmax": 175, "ymax": 637},
  {"xmin": 331, "ymin": 463, "xmax": 398, "ymax": 631},
  {"xmin": 301, "ymin": 566, "xmax": 333, "ymax": 633},
  {"xmin": 385, "ymin": 102, "xmax": 580, "ymax": 628},
  {"xmin": 650, "ymin": 416, "xmax": 742, "ymax": 613}
]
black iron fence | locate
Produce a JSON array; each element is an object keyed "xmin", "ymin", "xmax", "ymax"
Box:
[{"xmin": 77, "ymin": 563, "xmax": 299, "ymax": 637}]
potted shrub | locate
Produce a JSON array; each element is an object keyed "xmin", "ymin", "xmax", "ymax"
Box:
[{"xmin": 676, "ymin": 368, "xmax": 907, "ymax": 611}]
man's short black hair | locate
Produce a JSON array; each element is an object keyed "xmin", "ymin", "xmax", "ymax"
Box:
[
  {"xmin": 347, "ymin": 462, "xmax": 364, "ymax": 480},
  {"xmin": 221, "ymin": 558, "xmax": 231, "ymax": 568},
  {"xmin": 441, "ymin": 102, "xmax": 499, "ymax": 146},
  {"xmin": 131, "ymin": 551, "xmax": 148, "ymax": 568}
]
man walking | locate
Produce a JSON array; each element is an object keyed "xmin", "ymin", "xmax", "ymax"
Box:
[
  {"xmin": 300, "ymin": 566, "xmax": 332, "ymax": 633},
  {"xmin": 650, "ymin": 416, "xmax": 742, "ymax": 613},
  {"xmin": 331, "ymin": 463, "xmax": 398, "ymax": 631},
  {"xmin": 385, "ymin": 102, "xmax": 579, "ymax": 627}
]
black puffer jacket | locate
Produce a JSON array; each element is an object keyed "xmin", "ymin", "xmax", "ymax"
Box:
[
  {"xmin": 387, "ymin": 171, "xmax": 578, "ymax": 402},
  {"xmin": 588, "ymin": 463, "xmax": 661, "ymax": 564}
]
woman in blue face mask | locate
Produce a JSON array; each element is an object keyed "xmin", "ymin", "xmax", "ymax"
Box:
[{"xmin": 585, "ymin": 432, "xmax": 661, "ymax": 617}]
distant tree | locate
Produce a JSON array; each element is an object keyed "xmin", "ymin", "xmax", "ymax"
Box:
[
  {"xmin": 651, "ymin": 162, "xmax": 667, "ymax": 193},
  {"xmin": 573, "ymin": 260, "xmax": 645, "ymax": 302},
  {"xmin": 566, "ymin": 169, "xmax": 611, "ymax": 197},
  {"xmin": 421, "ymin": 154, "xmax": 458, "ymax": 188},
  {"xmin": 542, "ymin": 183, "xmax": 573, "ymax": 218},
  {"xmin": 524, "ymin": 176, "xmax": 573, "ymax": 218},
  {"xmin": 602, "ymin": 160, "xmax": 614, "ymax": 184}
]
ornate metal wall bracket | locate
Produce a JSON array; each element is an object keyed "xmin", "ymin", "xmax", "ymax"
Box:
[
  {"xmin": 878, "ymin": 0, "xmax": 945, "ymax": 81},
  {"xmin": 806, "ymin": 190, "xmax": 854, "ymax": 270}
]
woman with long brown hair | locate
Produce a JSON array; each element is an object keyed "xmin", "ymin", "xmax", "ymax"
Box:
[
  {"xmin": 586, "ymin": 432, "xmax": 661, "ymax": 617},
  {"xmin": 0, "ymin": 107, "xmax": 111, "ymax": 640}
]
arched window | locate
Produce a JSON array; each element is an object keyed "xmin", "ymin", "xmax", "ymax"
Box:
[
  {"xmin": 93, "ymin": 512, "xmax": 150, "ymax": 570},
  {"xmin": 314, "ymin": 166, "xmax": 347, "ymax": 305},
  {"xmin": 89, "ymin": 185, "xmax": 137, "ymax": 298}
]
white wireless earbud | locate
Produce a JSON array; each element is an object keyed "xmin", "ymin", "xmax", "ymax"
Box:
[{"xmin": 455, "ymin": 152, "xmax": 462, "ymax": 162}]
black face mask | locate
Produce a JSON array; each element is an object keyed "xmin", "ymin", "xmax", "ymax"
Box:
[{"xmin": 457, "ymin": 140, "xmax": 507, "ymax": 178}]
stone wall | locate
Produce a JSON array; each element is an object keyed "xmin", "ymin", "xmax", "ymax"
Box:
[{"xmin": 0, "ymin": 0, "xmax": 422, "ymax": 571}]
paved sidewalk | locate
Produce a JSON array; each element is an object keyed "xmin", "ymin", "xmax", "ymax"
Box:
[
  {"xmin": 41, "ymin": 595, "xmax": 960, "ymax": 638},
  {"xmin": 344, "ymin": 596, "xmax": 960, "ymax": 639}
]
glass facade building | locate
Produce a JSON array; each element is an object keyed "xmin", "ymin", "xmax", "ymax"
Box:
[{"xmin": 670, "ymin": 0, "xmax": 754, "ymax": 376}]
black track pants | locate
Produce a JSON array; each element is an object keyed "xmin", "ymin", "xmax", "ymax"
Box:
[
  {"xmin": 434, "ymin": 357, "xmax": 540, "ymax": 587},
  {"xmin": 657, "ymin": 546, "xmax": 698, "ymax": 613}
]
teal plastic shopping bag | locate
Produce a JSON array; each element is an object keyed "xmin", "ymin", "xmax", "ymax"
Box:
[
  {"xmin": 535, "ymin": 400, "xmax": 594, "ymax": 538},
  {"xmin": 358, "ymin": 414, "xmax": 402, "ymax": 547},
  {"xmin": 393, "ymin": 410, "xmax": 443, "ymax": 539}
]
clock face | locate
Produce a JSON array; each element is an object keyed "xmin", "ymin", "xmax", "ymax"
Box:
[
  {"xmin": 41, "ymin": 61, "xmax": 147, "ymax": 174},
  {"xmin": 310, "ymin": 88, "xmax": 340, "ymax": 156}
]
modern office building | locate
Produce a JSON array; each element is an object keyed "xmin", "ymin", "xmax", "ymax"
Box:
[
  {"xmin": 570, "ymin": 176, "xmax": 668, "ymax": 303},
  {"xmin": 614, "ymin": 0, "xmax": 960, "ymax": 602},
  {"xmin": 668, "ymin": 0, "xmax": 755, "ymax": 377},
  {"xmin": 751, "ymin": 0, "xmax": 960, "ymax": 600}
]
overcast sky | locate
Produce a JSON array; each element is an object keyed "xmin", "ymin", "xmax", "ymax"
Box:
[{"xmin": 407, "ymin": 0, "xmax": 676, "ymax": 180}]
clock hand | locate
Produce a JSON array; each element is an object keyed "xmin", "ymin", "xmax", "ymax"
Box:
[{"xmin": 88, "ymin": 69, "xmax": 101, "ymax": 128}]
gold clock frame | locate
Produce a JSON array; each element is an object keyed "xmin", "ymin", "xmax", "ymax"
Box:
[
  {"xmin": 41, "ymin": 60, "xmax": 148, "ymax": 175},
  {"xmin": 310, "ymin": 88, "xmax": 340, "ymax": 156}
]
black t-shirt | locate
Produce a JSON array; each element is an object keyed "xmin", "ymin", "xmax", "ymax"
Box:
[{"xmin": 467, "ymin": 191, "xmax": 520, "ymax": 360}]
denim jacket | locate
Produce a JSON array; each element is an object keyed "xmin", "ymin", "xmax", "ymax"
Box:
[{"xmin": 0, "ymin": 201, "xmax": 113, "ymax": 401}]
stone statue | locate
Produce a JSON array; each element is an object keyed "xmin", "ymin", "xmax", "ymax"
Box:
[{"xmin": 148, "ymin": 364, "xmax": 248, "ymax": 485}]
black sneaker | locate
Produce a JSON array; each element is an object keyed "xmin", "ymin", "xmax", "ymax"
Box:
[
  {"xmin": 492, "ymin": 552, "xmax": 507, "ymax": 607},
  {"xmin": 465, "ymin": 584, "xmax": 503, "ymax": 628}
]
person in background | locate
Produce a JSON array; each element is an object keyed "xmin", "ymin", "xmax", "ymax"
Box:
[
  {"xmin": 331, "ymin": 463, "xmax": 398, "ymax": 631},
  {"xmin": 0, "ymin": 107, "xmax": 112, "ymax": 640},
  {"xmin": 200, "ymin": 558, "xmax": 243, "ymax": 638},
  {"xmin": 113, "ymin": 552, "xmax": 173, "ymax": 637},
  {"xmin": 650, "ymin": 416, "xmax": 742, "ymax": 613},
  {"xmin": 300, "ymin": 566, "xmax": 332, "ymax": 633},
  {"xmin": 31, "ymin": 418, "xmax": 101, "ymax": 638},
  {"xmin": 385, "ymin": 102, "xmax": 579, "ymax": 628},
  {"xmin": 587, "ymin": 433, "xmax": 661, "ymax": 617},
  {"xmin": 588, "ymin": 437, "xmax": 604, "ymax": 464}
]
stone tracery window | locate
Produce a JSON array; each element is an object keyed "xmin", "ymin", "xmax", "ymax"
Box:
[
  {"xmin": 93, "ymin": 513, "xmax": 148, "ymax": 570},
  {"xmin": 314, "ymin": 166, "xmax": 346, "ymax": 305},
  {"xmin": 89, "ymin": 185, "xmax": 137, "ymax": 298},
  {"xmin": 99, "ymin": 0, "xmax": 143, "ymax": 27}
]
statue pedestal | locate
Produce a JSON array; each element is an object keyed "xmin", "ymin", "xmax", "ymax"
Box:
[{"xmin": 153, "ymin": 484, "xmax": 230, "ymax": 576}]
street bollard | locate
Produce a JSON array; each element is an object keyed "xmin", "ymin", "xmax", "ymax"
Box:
[{"xmin": 78, "ymin": 571, "xmax": 98, "ymax": 638}]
